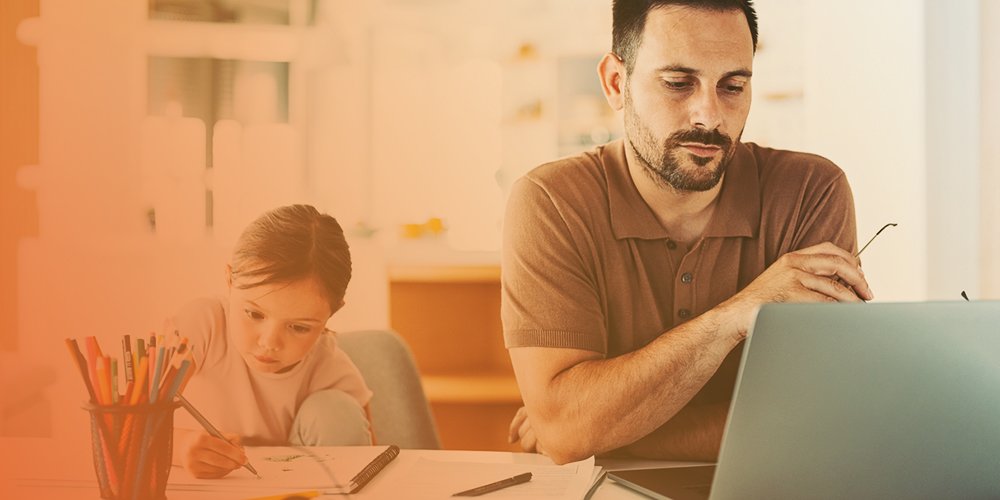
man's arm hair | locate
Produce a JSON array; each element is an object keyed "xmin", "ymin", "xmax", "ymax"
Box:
[
  {"xmin": 510, "ymin": 306, "xmax": 742, "ymax": 464},
  {"xmin": 624, "ymin": 402, "xmax": 730, "ymax": 461}
]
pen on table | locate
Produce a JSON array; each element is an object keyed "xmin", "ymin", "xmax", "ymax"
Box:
[
  {"xmin": 176, "ymin": 393, "xmax": 261, "ymax": 479},
  {"xmin": 453, "ymin": 472, "xmax": 532, "ymax": 497}
]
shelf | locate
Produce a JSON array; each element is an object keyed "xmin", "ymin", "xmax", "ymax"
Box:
[
  {"xmin": 389, "ymin": 264, "xmax": 500, "ymax": 283},
  {"xmin": 145, "ymin": 19, "xmax": 315, "ymax": 62},
  {"xmin": 421, "ymin": 374, "xmax": 522, "ymax": 404}
]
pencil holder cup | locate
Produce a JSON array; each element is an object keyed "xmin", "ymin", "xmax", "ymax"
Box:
[{"xmin": 85, "ymin": 401, "xmax": 180, "ymax": 500}]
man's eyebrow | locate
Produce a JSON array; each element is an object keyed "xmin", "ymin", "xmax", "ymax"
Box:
[
  {"xmin": 656, "ymin": 65, "xmax": 753, "ymax": 79},
  {"xmin": 657, "ymin": 64, "xmax": 699, "ymax": 75}
]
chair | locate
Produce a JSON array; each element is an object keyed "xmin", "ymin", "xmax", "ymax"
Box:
[{"xmin": 337, "ymin": 329, "xmax": 441, "ymax": 449}]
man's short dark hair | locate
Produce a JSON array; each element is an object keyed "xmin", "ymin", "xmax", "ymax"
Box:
[{"xmin": 612, "ymin": 0, "xmax": 758, "ymax": 72}]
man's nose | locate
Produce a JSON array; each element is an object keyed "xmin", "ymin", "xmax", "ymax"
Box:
[{"xmin": 689, "ymin": 87, "xmax": 723, "ymax": 131}]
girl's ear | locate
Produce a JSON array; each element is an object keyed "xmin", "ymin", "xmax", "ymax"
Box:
[{"xmin": 225, "ymin": 264, "xmax": 233, "ymax": 290}]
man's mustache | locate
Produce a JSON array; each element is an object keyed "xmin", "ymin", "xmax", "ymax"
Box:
[{"xmin": 667, "ymin": 129, "xmax": 732, "ymax": 148}]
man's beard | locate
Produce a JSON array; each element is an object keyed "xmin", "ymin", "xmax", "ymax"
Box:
[{"xmin": 624, "ymin": 93, "xmax": 738, "ymax": 192}]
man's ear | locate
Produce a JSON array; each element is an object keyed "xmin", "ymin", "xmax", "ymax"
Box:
[{"xmin": 598, "ymin": 52, "xmax": 627, "ymax": 111}]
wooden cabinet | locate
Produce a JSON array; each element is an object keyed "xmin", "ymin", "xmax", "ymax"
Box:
[{"xmin": 388, "ymin": 264, "xmax": 521, "ymax": 452}]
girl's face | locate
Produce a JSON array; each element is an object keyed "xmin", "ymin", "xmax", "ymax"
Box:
[{"xmin": 226, "ymin": 271, "xmax": 334, "ymax": 374}]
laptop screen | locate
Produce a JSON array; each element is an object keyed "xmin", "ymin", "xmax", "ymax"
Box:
[{"xmin": 711, "ymin": 301, "xmax": 1000, "ymax": 499}]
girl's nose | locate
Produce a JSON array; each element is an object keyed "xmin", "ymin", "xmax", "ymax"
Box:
[{"xmin": 257, "ymin": 324, "xmax": 283, "ymax": 351}]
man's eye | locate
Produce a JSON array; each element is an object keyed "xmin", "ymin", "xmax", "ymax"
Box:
[
  {"xmin": 663, "ymin": 80, "xmax": 692, "ymax": 91},
  {"xmin": 721, "ymin": 83, "xmax": 746, "ymax": 95},
  {"xmin": 245, "ymin": 309, "xmax": 264, "ymax": 320}
]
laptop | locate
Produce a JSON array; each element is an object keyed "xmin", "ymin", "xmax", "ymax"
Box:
[{"xmin": 608, "ymin": 301, "xmax": 1000, "ymax": 499}]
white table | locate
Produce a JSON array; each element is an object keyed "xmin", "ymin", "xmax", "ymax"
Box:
[{"xmin": 1, "ymin": 438, "xmax": 695, "ymax": 499}]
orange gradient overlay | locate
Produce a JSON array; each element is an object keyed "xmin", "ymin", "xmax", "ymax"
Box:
[{"xmin": 1, "ymin": 0, "xmax": 623, "ymax": 497}]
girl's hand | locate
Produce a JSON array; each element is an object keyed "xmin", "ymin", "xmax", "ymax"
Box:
[{"xmin": 175, "ymin": 428, "xmax": 247, "ymax": 478}]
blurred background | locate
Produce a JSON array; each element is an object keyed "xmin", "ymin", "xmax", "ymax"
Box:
[{"xmin": 1, "ymin": 0, "xmax": 998, "ymax": 451}]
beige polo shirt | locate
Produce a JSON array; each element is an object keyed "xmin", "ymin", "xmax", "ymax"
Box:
[{"xmin": 501, "ymin": 139, "xmax": 857, "ymax": 405}]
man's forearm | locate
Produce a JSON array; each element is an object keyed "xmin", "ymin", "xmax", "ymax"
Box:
[
  {"xmin": 624, "ymin": 402, "xmax": 729, "ymax": 461},
  {"xmin": 517, "ymin": 307, "xmax": 742, "ymax": 463}
]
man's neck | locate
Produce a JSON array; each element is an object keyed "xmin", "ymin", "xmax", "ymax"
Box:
[{"xmin": 624, "ymin": 139, "xmax": 724, "ymax": 247}]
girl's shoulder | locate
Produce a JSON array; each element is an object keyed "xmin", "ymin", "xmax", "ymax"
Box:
[
  {"xmin": 171, "ymin": 296, "xmax": 229, "ymax": 368},
  {"xmin": 304, "ymin": 332, "xmax": 343, "ymax": 364},
  {"xmin": 172, "ymin": 297, "xmax": 227, "ymax": 335},
  {"xmin": 301, "ymin": 333, "xmax": 373, "ymax": 406}
]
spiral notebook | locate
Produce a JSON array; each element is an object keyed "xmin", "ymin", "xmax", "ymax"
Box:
[{"xmin": 168, "ymin": 445, "xmax": 399, "ymax": 494}]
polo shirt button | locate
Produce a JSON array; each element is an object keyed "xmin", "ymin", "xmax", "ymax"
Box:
[
  {"xmin": 666, "ymin": 240, "xmax": 677, "ymax": 250},
  {"xmin": 681, "ymin": 272, "xmax": 693, "ymax": 284},
  {"xmin": 678, "ymin": 308, "xmax": 691, "ymax": 319}
]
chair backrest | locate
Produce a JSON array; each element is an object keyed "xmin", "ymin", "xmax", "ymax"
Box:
[{"xmin": 336, "ymin": 329, "xmax": 441, "ymax": 450}]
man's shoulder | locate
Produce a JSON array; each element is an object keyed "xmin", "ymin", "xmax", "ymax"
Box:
[
  {"xmin": 744, "ymin": 142, "xmax": 845, "ymax": 184},
  {"xmin": 521, "ymin": 142, "xmax": 617, "ymax": 192}
]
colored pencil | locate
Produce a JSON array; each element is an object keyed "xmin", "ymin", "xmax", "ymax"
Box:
[{"xmin": 122, "ymin": 335, "xmax": 134, "ymax": 384}]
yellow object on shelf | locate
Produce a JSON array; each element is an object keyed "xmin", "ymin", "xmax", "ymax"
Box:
[
  {"xmin": 400, "ymin": 217, "xmax": 447, "ymax": 239},
  {"xmin": 388, "ymin": 264, "xmax": 500, "ymax": 283}
]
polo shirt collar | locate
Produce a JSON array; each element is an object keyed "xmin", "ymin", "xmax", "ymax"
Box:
[{"xmin": 604, "ymin": 139, "xmax": 760, "ymax": 241}]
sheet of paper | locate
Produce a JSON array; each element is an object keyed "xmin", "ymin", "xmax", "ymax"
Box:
[
  {"xmin": 394, "ymin": 455, "xmax": 596, "ymax": 499},
  {"xmin": 168, "ymin": 445, "xmax": 388, "ymax": 493}
]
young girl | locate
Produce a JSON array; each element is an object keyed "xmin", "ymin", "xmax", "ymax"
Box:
[{"xmin": 170, "ymin": 204, "xmax": 373, "ymax": 479}]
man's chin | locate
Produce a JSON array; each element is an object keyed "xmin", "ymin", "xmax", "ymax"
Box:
[
  {"xmin": 662, "ymin": 165, "xmax": 725, "ymax": 192},
  {"xmin": 674, "ymin": 177, "xmax": 723, "ymax": 192}
]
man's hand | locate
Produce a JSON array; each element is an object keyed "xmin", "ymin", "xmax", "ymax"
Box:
[
  {"xmin": 174, "ymin": 428, "xmax": 247, "ymax": 479},
  {"xmin": 721, "ymin": 242, "xmax": 874, "ymax": 339},
  {"xmin": 508, "ymin": 406, "xmax": 546, "ymax": 455}
]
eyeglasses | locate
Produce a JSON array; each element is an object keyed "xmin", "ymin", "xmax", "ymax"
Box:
[
  {"xmin": 854, "ymin": 224, "xmax": 974, "ymax": 303},
  {"xmin": 855, "ymin": 223, "xmax": 897, "ymax": 258}
]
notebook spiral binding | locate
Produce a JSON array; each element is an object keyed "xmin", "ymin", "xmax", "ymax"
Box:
[{"xmin": 349, "ymin": 445, "xmax": 401, "ymax": 493}]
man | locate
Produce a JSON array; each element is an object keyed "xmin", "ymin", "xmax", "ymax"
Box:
[{"xmin": 502, "ymin": 0, "xmax": 874, "ymax": 465}]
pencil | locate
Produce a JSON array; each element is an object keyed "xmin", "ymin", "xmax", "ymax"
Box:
[
  {"xmin": 111, "ymin": 358, "xmax": 119, "ymax": 404},
  {"xmin": 129, "ymin": 356, "xmax": 149, "ymax": 406},
  {"xmin": 96, "ymin": 356, "xmax": 111, "ymax": 405},
  {"xmin": 453, "ymin": 472, "xmax": 532, "ymax": 496},
  {"xmin": 122, "ymin": 335, "xmax": 134, "ymax": 384},
  {"xmin": 65, "ymin": 339, "xmax": 98, "ymax": 403},
  {"xmin": 66, "ymin": 338, "xmax": 120, "ymax": 493},
  {"xmin": 176, "ymin": 394, "xmax": 261, "ymax": 478}
]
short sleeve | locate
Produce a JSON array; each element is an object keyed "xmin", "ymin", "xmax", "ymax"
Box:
[
  {"xmin": 169, "ymin": 296, "xmax": 227, "ymax": 374},
  {"xmin": 308, "ymin": 334, "xmax": 374, "ymax": 408},
  {"xmin": 790, "ymin": 167, "xmax": 858, "ymax": 254},
  {"xmin": 501, "ymin": 177, "xmax": 607, "ymax": 354}
]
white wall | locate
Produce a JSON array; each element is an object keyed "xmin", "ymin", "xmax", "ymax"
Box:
[
  {"xmin": 925, "ymin": 0, "xmax": 982, "ymax": 301},
  {"xmin": 802, "ymin": 0, "xmax": 928, "ymax": 301},
  {"xmin": 982, "ymin": 0, "xmax": 1000, "ymax": 299}
]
